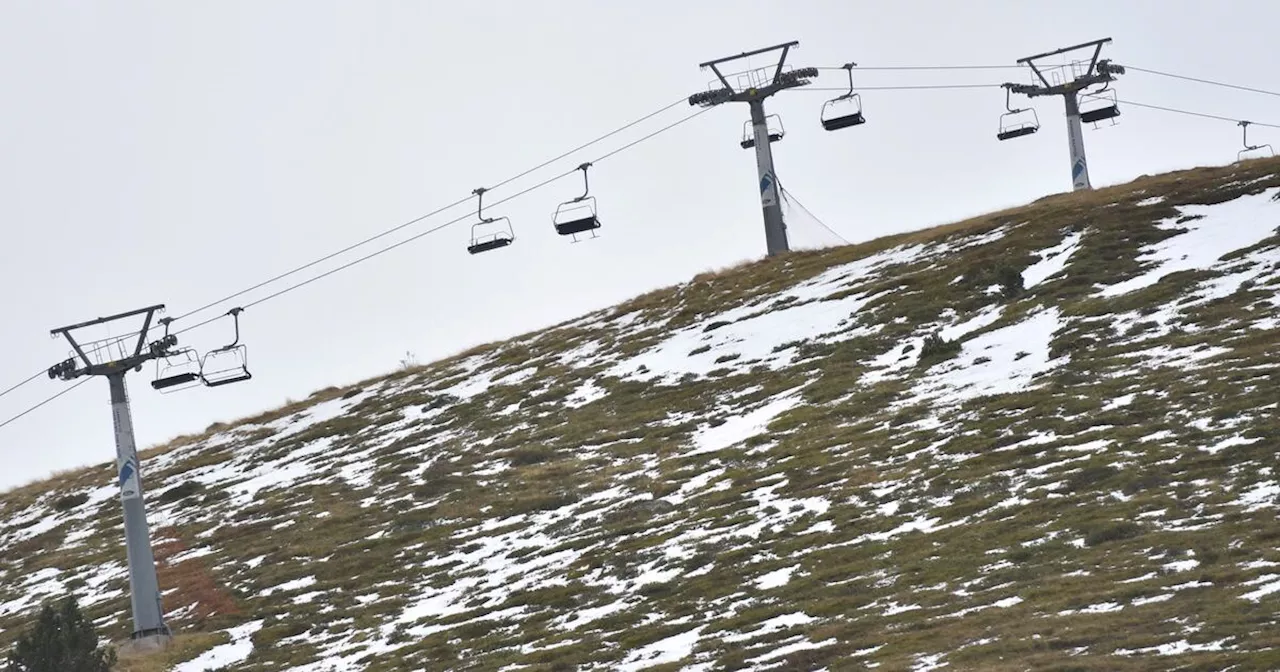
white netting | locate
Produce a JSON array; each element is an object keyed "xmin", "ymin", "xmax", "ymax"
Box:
[{"xmin": 778, "ymin": 182, "xmax": 850, "ymax": 252}]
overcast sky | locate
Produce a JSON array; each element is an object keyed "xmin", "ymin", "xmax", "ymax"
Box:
[{"xmin": 2, "ymin": 0, "xmax": 1278, "ymax": 491}]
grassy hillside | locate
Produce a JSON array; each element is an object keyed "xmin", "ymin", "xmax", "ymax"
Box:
[{"xmin": 2, "ymin": 157, "xmax": 1279, "ymax": 670}]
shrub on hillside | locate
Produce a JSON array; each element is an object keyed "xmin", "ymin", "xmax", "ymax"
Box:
[
  {"xmin": 157, "ymin": 481, "xmax": 204, "ymax": 504},
  {"xmin": 917, "ymin": 333, "xmax": 962, "ymax": 366},
  {"xmin": 996, "ymin": 265, "xmax": 1025, "ymax": 299},
  {"xmin": 52, "ymin": 493, "xmax": 89, "ymax": 513},
  {"xmin": 4, "ymin": 595, "xmax": 116, "ymax": 672}
]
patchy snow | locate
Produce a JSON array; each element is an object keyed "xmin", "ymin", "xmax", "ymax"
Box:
[
  {"xmin": 565, "ymin": 377, "xmax": 608, "ymax": 408},
  {"xmin": 755, "ymin": 564, "xmax": 799, "ymax": 590},
  {"xmin": 721, "ymin": 612, "xmax": 817, "ymax": 643},
  {"xmin": 687, "ymin": 388, "xmax": 805, "ymax": 456},
  {"xmin": 608, "ymin": 291, "xmax": 877, "ymax": 383},
  {"xmin": 172, "ymin": 620, "xmax": 264, "ymax": 672},
  {"xmin": 1115, "ymin": 638, "xmax": 1232, "ymax": 656},
  {"xmin": 1241, "ymin": 574, "xmax": 1280, "ymax": 602},
  {"xmin": 939, "ymin": 305, "xmax": 1005, "ymax": 342},
  {"xmin": 261, "ymin": 575, "xmax": 317, "ymax": 596},
  {"xmin": 1097, "ymin": 187, "xmax": 1280, "ymax": 298},
  {"xmin": 908, "ymin": 307, "xmax": 1066, "ymax": 404},
  {"xmin": 746, "ymin": 636, "xmax": 839, "ymax": 664},
  {"xmin": 616, "ymin": 626, "xmax": 704, "ymax": 671},
  {"xmin": 1236, "ymin": 481, "xmax": 1279, "ymax": 511},
  {"xmin": 1203, "ymin": 434, "xmax": 1262, "ymax": 455},
  {"xmin": 1022, "ymin": 231, "xmax": 1083, "ymax": 288}
]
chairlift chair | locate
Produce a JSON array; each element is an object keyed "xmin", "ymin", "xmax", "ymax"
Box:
[
  {"xmin": 741, "ymin": 115, "xmax": 785, "ymax": 149},
  {"xmin": 466, "ymin": 187, "xmax": 515, "ymax": 254},
  {"xmin": 996, "ymin": 84, "xmax": 1040, "ymax": 141},
  {"xmin": 200, "ymin": 307, "xmax": 252, "ymax": 388},
  {"xmin": 1078, "ymin": 85, "xmax": 1120, "ymax": 125},
  {"xmin": 149, "ymin": 317, "xmax": 203, "ymax": 392},
  {"xmin": 820, "ymin": 62, "xmax": 867, "ymax": 131},
  {"xmin": 552, "ymin": 163, "xmax": 601, "ymax": 240},
  {"xmin": 152, "ymin": 349, "xmax": 203, "ymax": 392},
  {"xmin": 1236, "ymin": 120, "xmax": 1275, "ymax": 163}
]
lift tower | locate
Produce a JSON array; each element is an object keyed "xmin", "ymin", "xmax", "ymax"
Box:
[
  {"xmin": 47, "ymin": 304, "xmax": 177, "ymax": 649},
  {"xmin": 1005, "ymin": 38, "xmax": 1125, "ymax": 191},
  {"xmin": 689, "ymin": 41, "xmax": 818, "ymax": 256}
]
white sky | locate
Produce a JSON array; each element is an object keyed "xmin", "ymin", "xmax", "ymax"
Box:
[{"xmin": 2, "ymin": 0, "xmax": 1278, "ymax": 490}]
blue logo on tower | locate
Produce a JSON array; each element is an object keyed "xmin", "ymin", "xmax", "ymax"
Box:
[
  {"xmin": 760, "ymin": 171, "xmax": 777, "ymax": 207},
  {"xmin": 1072, "ymin": 158, "xmax": 1087, "ymax": 181},
  {"xmin": 118, "ymin": 456, "xmax": 139, "ymax": 500}
]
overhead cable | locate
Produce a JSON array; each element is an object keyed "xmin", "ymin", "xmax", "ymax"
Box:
[
  {"xmin": 1117, "ymin": 99, "xmax": 1280, "ymax": 128},
  {"xmin": 168, "ymin": 96, "xmax": 691, "ymax": 327},
  {"xmin": 0, "ymin": 379, "xmax": 92, "ymax": 431},
  {"xmin": 167, "ymin": 106, "xmax": 714, "ymax": 338},
  {"xmin": 2, "ymin": 105, "xmax": 713, "ymax": 431},
  {"xmin": 1120, "ymin": 65, "xmax": 1280, "ymax": 99},
  {"xmin": 0, "ymin": 369, "xmax": 47, "ymax": 403}
]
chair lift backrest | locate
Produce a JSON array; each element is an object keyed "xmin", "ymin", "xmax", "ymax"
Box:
[
  {"xmin": 996, "ymin": 87, "xmax": 1039, "ymax": 141},
  {"xmin": 553, "ymin": 163, "xmax": 601, "ymax": 237},
  {"xmin": 152, "ymin": 348, "xmax": 203, "ymax": 392},
  {"xmin": 820, "ymin": 62, "xmax": 865, "ymax": 130},
  {"xmin": 467, "ymin": 186, "xmax": 516, "ymax": 251},
  {"xmin": 199, "ymin": 308, "xmax": 252, "ymax": 386},
  {"xmin": 1237, "ymin": 121, "xmax": 1275, "ymax": 161},
  {"xmin": 742, "ymin": 115, "xmax": 786, "ymax": 147},
  {"xmin": 150, "ymin": 317, "xmax": 203, "ymax": 391},
  {"xmin": 202, "ymin": 346, "xmax": 251, "ymax": 386}
]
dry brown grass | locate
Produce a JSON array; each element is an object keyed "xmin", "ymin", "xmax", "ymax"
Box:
[{"xmin": 153, "ymin": 526, "xmax": 242, "ymax": 626}]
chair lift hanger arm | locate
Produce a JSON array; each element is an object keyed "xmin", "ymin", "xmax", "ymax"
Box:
[{"xmin": 576, "ymin": 162, "xmax": 591, "ymax": 201}]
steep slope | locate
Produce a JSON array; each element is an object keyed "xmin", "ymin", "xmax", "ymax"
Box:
[{"xmin": 2, "ymin": 158, "xmax": 1280, "ymax": 671}]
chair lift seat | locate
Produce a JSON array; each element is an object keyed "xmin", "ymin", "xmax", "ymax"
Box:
[
  {"xmin": 152, "ymin": 371, "xmax": 201, "ymax": 391},
  {"xmin": 822, "ymin": 112, "xmax": 865, "ymax": 131},
  {"xmin": 204, "ymin": 370, "xmax": 252, "ymax": 387},
  {"xmin": 997, "ymin": 125, "xmax": 1038, "ymax": 141},
  {"xmin": 555, "ymin": 215, "xmax": 601, "ymax": 236},
  {"xmin": 1080, "ymin": 105, "xmax": 1119, "ymax": 124},
  {"xmin": 468, "ymin": 236, "xmax": 513, "ymax": 254},
  {"xmin": 741, "ymin": 133, "xmax": 783, "ymax": 149}
]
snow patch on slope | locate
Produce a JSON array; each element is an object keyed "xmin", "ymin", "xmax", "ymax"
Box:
[
  {"xmin": 1097, "ymin": 187, "xmax": 1280, "ymax": 298},
  {"xmin": 909, "ymin": 307, "xmax": 1067, "ymax": 404},
  {"xmin": 1023, "ymin": 231, "xmax": 1083, "ymax": 288}
]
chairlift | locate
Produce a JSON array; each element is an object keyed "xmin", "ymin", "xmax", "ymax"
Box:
[
  {"xmin": 552, "ymin": 162, "xmax": 601, "ymax": 241},
  {"xmin": 200, "ymin": 307, "xmax": 252, "ymax": 388},
  {"xmin": 1079, "ymin": 85, "xmax": 1120, "ymax": 126},
  {"xmin": 150, "ymin": 317, "xmax": 203, "ymax": 392},
  {"xmin": 466, "ymin": 187, "xmax": 515, "ymax": 254},
  {"xmin": 996, "ymin": 84, "xmax": 1040, "ymax": 141},
  {"xmin": 741, "ymin": 114, "xmax": 785, "ymax": 149},
  {"xmin": 820, "ymin": 62, "xmax": 866, "ymax": 131},
  {"xmin": 1236, "ymin": 120, "xmax": 1275, "ymax": 162}
]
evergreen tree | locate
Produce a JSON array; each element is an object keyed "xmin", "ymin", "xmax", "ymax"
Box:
[{"xmin": 4, "ymin": 595, "xmax": 116, "ymax": 672}]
